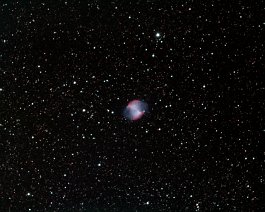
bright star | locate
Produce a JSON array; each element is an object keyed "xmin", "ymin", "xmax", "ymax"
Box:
[{"xmin": 155, "ymin": 32, "xmax": 161, "ymax": 38}]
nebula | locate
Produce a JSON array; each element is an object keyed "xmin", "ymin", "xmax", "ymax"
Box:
[{"xmin": 123, "ymin": 100, "xmax": 148, "ymax": 121}]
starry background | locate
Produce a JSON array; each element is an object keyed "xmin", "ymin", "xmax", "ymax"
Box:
[{"xmin": 1, "ymin": 0, "xmax": 265, "ymax": 211}]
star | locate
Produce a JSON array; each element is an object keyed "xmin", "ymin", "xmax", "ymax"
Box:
[{"xmin": 155, "ymin": 32, "xmax": 161, "ymax": 38}]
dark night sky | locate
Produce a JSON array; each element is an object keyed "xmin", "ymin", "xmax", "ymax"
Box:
[{"xmin": 1, "ymin": 0, "xmax": 265, "ymax": 211}]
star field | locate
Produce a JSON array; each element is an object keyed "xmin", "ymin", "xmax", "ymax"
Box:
[{"xmin": 1, "ymin": 1, "xmax": 265, "ymax": 211}]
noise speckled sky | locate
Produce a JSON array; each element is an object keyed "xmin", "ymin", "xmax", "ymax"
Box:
[{"xmin": 1, "ymin": 1, "xmax": 265, "ymax": 211}]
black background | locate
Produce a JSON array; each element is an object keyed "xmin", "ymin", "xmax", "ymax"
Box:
[{"xmin": 1, "ymin": 0, "xmax": 265, "ymax": 211}]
